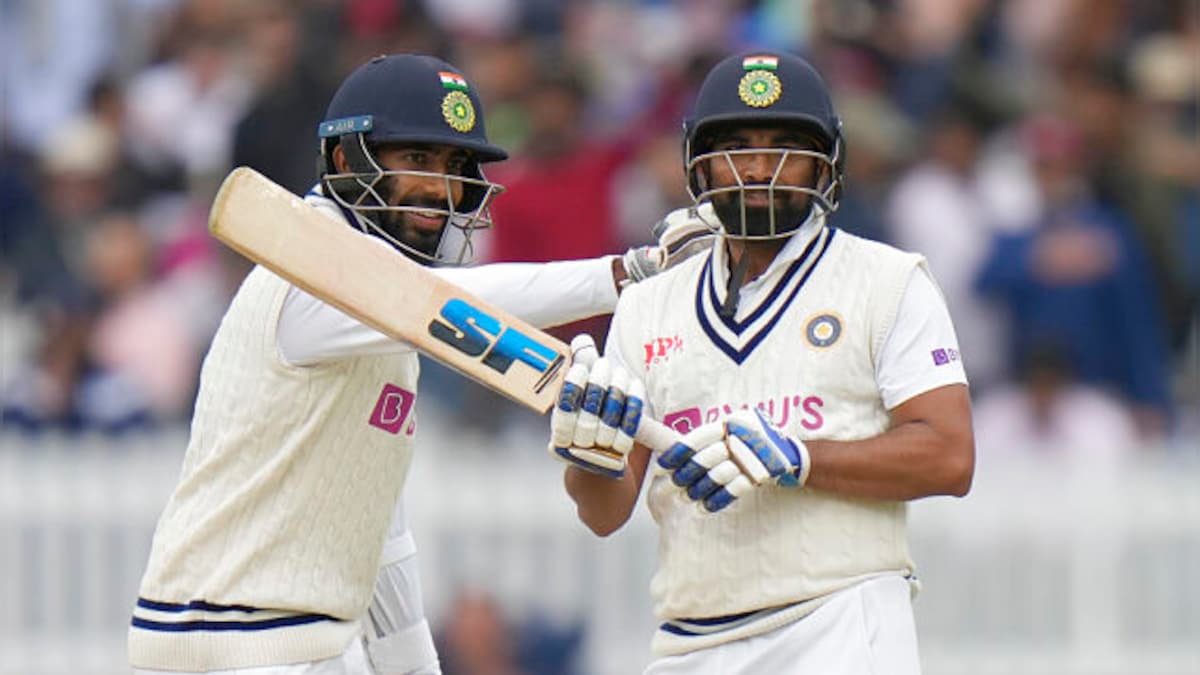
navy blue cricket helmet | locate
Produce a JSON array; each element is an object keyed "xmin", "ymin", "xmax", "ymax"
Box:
[
  {"xmin": 684, "ymin": 51, "xmax": 845, "ymax": 239},
  {"xmin": 318, "ymin": 54, "xmax": 507, "ymax": 265}
]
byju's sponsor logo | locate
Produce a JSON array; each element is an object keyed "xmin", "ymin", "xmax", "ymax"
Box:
[
  {"xmin": 663, "ymin": 392, "xmax": 825, "ymax": 435},
  {"xmin": 369, "ymin": 383, "xmax": 416, "ymax": 435}
]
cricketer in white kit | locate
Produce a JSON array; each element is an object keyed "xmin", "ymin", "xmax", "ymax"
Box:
[
  {"xmin": 129, "ymin": 54, "xmax": 712, "ymax": 674},
  {"xmin": 549, "ymin": 51, "xmax": 975, "ymax": 675}
]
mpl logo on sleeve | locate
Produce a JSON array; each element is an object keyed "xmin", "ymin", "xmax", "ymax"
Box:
[{"xmin": 428, "ymin": 298, "xmax": 562, "ymax": 382}]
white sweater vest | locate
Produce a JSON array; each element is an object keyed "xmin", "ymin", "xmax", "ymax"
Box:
[
  {"xmin": 609, "ymin": 229, "xmax": 923, "ymax": 632},
  {"xmin": 130, "ymin": 265, "xmax": 420, "ymax": 670}
]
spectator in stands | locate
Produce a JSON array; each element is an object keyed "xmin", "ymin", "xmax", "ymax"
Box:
[
  {"xmin": 0, "ymin": 117, "xmax": 116, "ymax": 430},
  {"xmin": 975, "ymin": 113, "xmax": 1173, "ymax": 439},
  {"xmin": 79, "ymin": 212, "xmax": 198, "ymax": 425}
]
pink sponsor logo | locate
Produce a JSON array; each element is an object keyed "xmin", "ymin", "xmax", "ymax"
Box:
[
  {"xmin": 662, "ymin": 393, "xmax": 825, "ymax": 434},
  {"xmin": 369, "ymin": 383, "xmax": 416, "ymax": 435}
]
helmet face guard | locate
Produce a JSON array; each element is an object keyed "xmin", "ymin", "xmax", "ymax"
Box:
[
  {"xmin": 685, "ymin": 142, "xmax": 842, "ymax": 239},
  {"xmin": 321, "ymin": 128, "xmax": 504, "ymax": 265},
  {"xmin": 321, "ymin": 165, "xmax": 504, "ymax": 266},
  {"xmin": 317, "ymin": 54, "xmax": 508, "ymax": 266},
  {"xmin": 684, "ymin": 52, "xmax": 845, "ymax": 240}
]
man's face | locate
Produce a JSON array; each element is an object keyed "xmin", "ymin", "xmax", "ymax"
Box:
[
  {"xmin": 701, "ymin": 124, "xmax": 823, "ymax": 237},
  {"xmin": 371, "ymin": 144, "xmax": 471, "ymax": 257}
]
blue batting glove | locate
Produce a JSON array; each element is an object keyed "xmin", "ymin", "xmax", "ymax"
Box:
[
  {"xmin": 548, "ymin": 335, "xmax": 646, "ymax": 479},
  {"xmin": 657, "ymin": 408, "xmax": 810, "ymax": 513}
]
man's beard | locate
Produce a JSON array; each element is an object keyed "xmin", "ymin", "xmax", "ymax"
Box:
[
  {"xmin": 711, "ymin": 188, "xmax": 810, "ymax": 238},
  {"xmin": 373, "ymin": 202, "xmax": 449, "ymax": 261}
]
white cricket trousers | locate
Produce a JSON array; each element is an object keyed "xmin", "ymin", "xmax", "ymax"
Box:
[
  {"xmin": 644, "ymin": 575, "xmax": 921, "ymax": 675},
  {"xmin": 133, "ymin": 637, "xmax": 373, "ymax": 674}
]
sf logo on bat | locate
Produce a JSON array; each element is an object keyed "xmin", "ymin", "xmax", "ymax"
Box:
[{"xmin": 428, "ymin": 299, "xmax": 565, "ymax": 391}]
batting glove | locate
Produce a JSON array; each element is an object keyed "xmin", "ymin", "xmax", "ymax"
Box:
[
  {"xmin": 657, "ymin": 408, "xmax": 811, "ymax": 513},
  {"xmin": 620, "ymin": 203, "xmax": 719, "ymax": 284},
  {"xmin": 549, "ymin": 335, "xmax": 646, "ymax": 479},
  {"xmin": 654, "ymin": 202, "xmax": 719, "ymax": 271}
]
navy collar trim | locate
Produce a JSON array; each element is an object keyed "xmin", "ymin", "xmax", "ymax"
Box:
[{"xmin": 695, "ymin": 228, "xmax": 836, "ymax": 364}]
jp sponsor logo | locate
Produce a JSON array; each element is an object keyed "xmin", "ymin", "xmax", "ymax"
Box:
[
  {"xmin": 643, "ymin": 335, "xmax": 683, "ymax": 368},
  {"xmin": 369, "ymin": 383, "xmax": 416, "ymax": 435},
  {"xmin": 931, "ymin": 347, "xmax": 960, "ymax": 366}
]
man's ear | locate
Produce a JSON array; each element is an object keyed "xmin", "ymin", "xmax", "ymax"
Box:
[{"xmin": 331, "ymin": 144, "xmax": 349, "ymax": 173}]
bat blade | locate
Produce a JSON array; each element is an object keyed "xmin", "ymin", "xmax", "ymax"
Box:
[{"xmin": 208, "ymin": 167, "xmax": 568, "ymax": 413}]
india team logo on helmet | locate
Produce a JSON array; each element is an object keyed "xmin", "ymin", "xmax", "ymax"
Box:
[
  {"xmin": 438, "ymin": 71, "xmax": 476, "ymax": 133},
  {"xmin": 442, "ymin": 91, "xmax": 476, "ymax": 132},
  {"xmin": 738, "ymin": 55, "xmax": 783, "ymax": 108}
]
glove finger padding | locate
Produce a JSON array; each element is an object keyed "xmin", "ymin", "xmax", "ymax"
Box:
[
  {"xmin": 573, "ymin": 358, "xmax": 611, "ymax": 448},
  {"xmin": 669, "ymin": 441, "xmax": 727, "ymax": 487},
  {"xmin": 704, "ymin": 474, "xmax": 755, "ymax": 513},
  {"xmin": 657, "ymin": 422, "xmax": 726, "ymax": 471},
  {"xmin": 595, "ymin": 366, "xmax": 628, "ymax": 450},
  {"xmin": 570, "ymin": 334, "xmax": 599, "ymax": 368},
  {"xmin": 550, "ymin": 361, "xmax": 589, "ymax": 448},
  {"xmin": 613, "ymin": 378, "xmax": 645, "ymax": 456},
  {"xmin": 723, "ymin": 409, "xmax": 811, "ymax": 488}
]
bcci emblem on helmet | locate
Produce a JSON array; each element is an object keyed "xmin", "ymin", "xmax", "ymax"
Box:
[
  {"xmin": 442, "ymin": 90, "xmax": 476, "ymax": 132},
  {"xmin": 738, "ymin": 55, "xmax": 783, "ymax": 108}
]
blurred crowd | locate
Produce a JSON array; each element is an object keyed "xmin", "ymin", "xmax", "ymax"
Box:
[{"xmin": 1, "ymin": 0, "xmax": 1197, "ymax": 460}]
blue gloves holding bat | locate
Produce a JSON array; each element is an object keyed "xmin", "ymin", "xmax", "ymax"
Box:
[
  {"xmin": 549, "ymin": 332, "xmax": 810, "ymax": 512},
  {"xmin": 549, "ymin": 335, "xmax": 647, "ymax": 478},
  {"xmin": 658, "ymin": 408, "xmax": 811, "ymax": 513}
]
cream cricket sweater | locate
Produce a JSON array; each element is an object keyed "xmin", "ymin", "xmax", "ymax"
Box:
[
  {"xmin": 129, "ymin": 264, "xmax": 420, "ymax": 670},
  {"xmin": 607, "ymin": 228, "xmax": 927, "ymax": 655}
]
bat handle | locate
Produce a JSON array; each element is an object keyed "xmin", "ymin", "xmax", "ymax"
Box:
[{"xmin": 634, "ymin": 418, "xmax": 681, "ymax": 453}]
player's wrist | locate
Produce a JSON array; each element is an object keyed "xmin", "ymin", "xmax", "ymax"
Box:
[{"xmin": 782, "ymin": 437, "xmax": 811, "ymax": 488}]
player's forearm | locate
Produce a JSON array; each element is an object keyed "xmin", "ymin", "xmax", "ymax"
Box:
[
  {"xmin": 804, "ymin": 419, "xmax": 974, "ymax": 501},
  {"xmin": 563, "ymin": 464, "xmax": 642, "ymax": 536},
  {"xmin": 435, "ymin": 257, "xmax": 618, "ymax": 328}
]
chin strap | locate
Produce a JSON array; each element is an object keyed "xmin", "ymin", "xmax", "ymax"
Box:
[{"xmin": 719, "ymin": 251, "xmax": 750, "ymax": 320}]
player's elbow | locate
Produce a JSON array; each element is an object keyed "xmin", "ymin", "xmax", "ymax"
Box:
[
  {"xmin": 564, "ymin": 468, "xmax": 636, "ymax": 537},
  {"xmin": 943, "ymin": 437, "xmax": 975, "ymax": 498},
  {"xmin": 582, "ymin": 515, "xmax": 624, "ymax": 538},
  {"xmin": 574, "ymin": 499, "xmax": 633, "ymax": 537}
]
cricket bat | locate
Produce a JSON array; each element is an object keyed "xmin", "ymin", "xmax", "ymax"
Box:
[{"xmin": 208, "ymin": 167, "xmax": 679, "ymax": 451}]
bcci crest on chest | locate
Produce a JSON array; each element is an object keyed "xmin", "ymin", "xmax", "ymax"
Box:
[{"xmin": 804, "ymin": 312, "xmax": 843, "ymax": 349}]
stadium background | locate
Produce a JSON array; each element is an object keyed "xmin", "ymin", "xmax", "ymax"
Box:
[{"xmin": 0, "ymin": 1, "xmax": 1196, "ymax": 673}]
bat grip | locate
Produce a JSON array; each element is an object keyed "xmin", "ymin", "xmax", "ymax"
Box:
[{"xmin": 634, "ymin": 418, "xmax": 681, "ymax": 453}]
